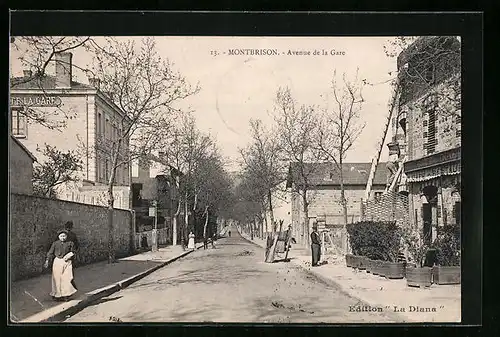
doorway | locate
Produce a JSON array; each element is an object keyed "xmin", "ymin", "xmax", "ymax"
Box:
[{"xmin": 422, "ymin": 185, "xmax": 438, "ymax": 245}]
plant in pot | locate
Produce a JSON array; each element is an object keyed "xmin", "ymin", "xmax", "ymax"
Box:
[
  {"xmin": 346, "ymin": 222, "xmax": 366, "ymax": 269},
  {"xmin": 403, "ymin": 225, "xmax": 432, "ymax": 288},
  {"xmin": 432, "ymin": 225, "xmax": 461, "ymax": 285},
  {"xmin": 380, "ymin": 224, "xmax": 406, "ymax": 279}
]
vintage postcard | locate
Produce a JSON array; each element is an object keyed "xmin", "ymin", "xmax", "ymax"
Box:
[{"xmin": 9, "ymin": 35, "xmax": 462, "ymax": 324}]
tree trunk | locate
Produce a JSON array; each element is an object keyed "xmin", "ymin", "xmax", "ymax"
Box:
[
  {"xmin": 203, "ymin": 205, "xmax": 209, "ymax": 240},
  {"xmin": 302, "ymin": 192, "xmax": 310, "ymax": 248},
  {"xmin": 107, "ymin": 140, "xmax": 121, "ymax": 264},
  {"xmin": 339, "ymin": 159, "xmax": 348, "ymax": 252},
  {"xmin": 183, "ymin": 192, "xmax": 188, "ymax": 250},
  {"xmin": 263, "ymin": 210, "xmax": 268, "ymax": 237},
  {"xmin": 268, "ymin": 191, "xmax": 275, "ymax": 235}
]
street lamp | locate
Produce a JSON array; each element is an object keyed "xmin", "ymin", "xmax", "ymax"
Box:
[{"xmin": 150, "ymin": 200, "xmax": 158, "ymax": 252}]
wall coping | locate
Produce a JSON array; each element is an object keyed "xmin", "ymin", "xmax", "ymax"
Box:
[{"xmin": 10, "ymin": 192, "xmax": 133, "ymax": 213}]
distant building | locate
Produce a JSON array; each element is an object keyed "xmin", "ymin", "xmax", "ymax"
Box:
[
  {"xmin": 10, "ymin": 52, "xmax": 132, "ymax": 208},
  {"xmin": 394, "ymin": 37, "xmax": 461, "ymax": 243},
  {"xmin": 131, "ymin": 156, "xmax": 183, "ymax": 243},
  {"xmin": 9, "ymin": 135, "xmax": 36, "ymax": 195},
  {"xmin": 286, "ymin": 162, "xmax": 388, "ymax": 245}
]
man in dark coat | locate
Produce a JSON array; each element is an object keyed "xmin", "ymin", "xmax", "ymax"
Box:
[{"xmin": 310, "ymin": 223, "xmax": 321, "ymax": 267}]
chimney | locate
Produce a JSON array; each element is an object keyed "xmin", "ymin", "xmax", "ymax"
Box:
[
  {"xmin": 88, "ymin": 77, "xmax": 100, "ymax": 89},
  {"xmin": 55, "ymin": 52, "xmax": 73, "ymax": 89},
  {"xmin": 23, "ymin": 70, "xmax": 32, "ymax": 78}
]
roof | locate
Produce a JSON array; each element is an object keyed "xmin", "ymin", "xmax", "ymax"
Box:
[
  {"xmin": 10, "ymin": 135, "xmax": 37, "ymax": 162},
  {"xmin": 286, "ymin": 162, "xmax": 388, "ymax": 188},
  {"xmin": 10, "ymin": 75, "xmax": 93, "ymax": 91}
]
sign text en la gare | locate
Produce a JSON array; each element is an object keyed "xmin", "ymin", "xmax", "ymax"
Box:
[{"xmin": 10, "ymin": 95, "xmax": 62, "ymax": 107}]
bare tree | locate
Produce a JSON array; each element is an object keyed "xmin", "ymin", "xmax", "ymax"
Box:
[
  {"xmin": 87, "ymin": 37, "xmax": 199, "ymax": 262},
  {"xmin": 159, "ymin": 113, "xmax": 214, "ymax": 248},
  {"xmin": 32, "ymin": 144, "xmax": 83, "ymax": 198},
  {"xmin": 10, "ymin": 36, "xmax": 93, "ymax": 130},
  {"xmin": 240, "ymin": 119, "xmax": 286, "ymax": 235},
  {"xmin": 315, "ymin": 70, "xmax": 366, "ymax": 250},
  {"xmin": 273, "ymin": 87, "xmax": 322, "ymax": 247}
]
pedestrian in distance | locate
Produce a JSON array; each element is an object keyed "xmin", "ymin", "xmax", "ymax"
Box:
[
  {"xmin": 44, "ymin": 230, "xmax": 77, "ymax": 301},
  {"xmin": 310, "ymin": 223, "xmax": 321, "ymax": 267},
  {"xmin": 211, "ymin": 233, "xmax": 217, "ymax": 249},
  {"xmin": 188, "ymin": 231, "xmax": 196, "ymax": 250},
  {"xmin": 228, "ymin": 230, "xmax": 231, "ymax": 237}
]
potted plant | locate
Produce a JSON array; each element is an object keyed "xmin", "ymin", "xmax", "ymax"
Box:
[
  {"xmin": 403, "ymin": 226, "xmax": 433, "ymax": 288},
  {"xmin": 432, "ymin": 225, "xmax": 461, "ymax": 285}
]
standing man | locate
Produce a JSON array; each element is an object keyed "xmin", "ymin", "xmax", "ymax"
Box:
[{"xmin": 310, "ymin": 223, "xmax": 321, "ymax": 267}]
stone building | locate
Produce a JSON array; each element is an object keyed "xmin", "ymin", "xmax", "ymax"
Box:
[
  {"xmin": 286, "ymin": 162, "xmax": 388, "ymax": 245},
  {"xmin": 10, "ymin": 52, "xmax": 132, "ymax": 208},
  {"xmin": 9, "ymin": 135, "xmax": 36, "ymax": 195},
  {"xmin": 392, "ymin": 37, "xmax": 461, "ymax": 244}
]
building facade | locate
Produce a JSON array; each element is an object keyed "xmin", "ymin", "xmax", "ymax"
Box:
[
  {"xmin": 131, "ymin": 156, "xmax": 184, "ymax": 245},
  {"xmin": 287, "ymin": 162, "xmax": 388, "ymax": 245},
  {"xmin": 10, "ymin": 52, "xmax": 132, "ymax": 209},
  {"xmin": 394, "ymin": 37, "xmax": 461, "ymax": 244},
  {"xmin": 9, "ymin": 135, "xmax": 36, "ymax": 195}
]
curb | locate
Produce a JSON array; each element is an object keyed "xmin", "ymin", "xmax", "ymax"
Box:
[{"xmin": 20, "ymin": 244, "xmax": 203, "ymax": 323}]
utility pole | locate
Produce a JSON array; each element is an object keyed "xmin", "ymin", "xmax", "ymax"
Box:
[{"xmin": 150, "ymin": 200, "xmax": 158, "ymax": 252}]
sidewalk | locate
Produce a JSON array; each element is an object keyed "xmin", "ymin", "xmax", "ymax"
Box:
[
  {"xmin": 240, "ymin": 232, "xmax": 461, "ymax": 323},
  {"xmin": 10, "ymin": 244, "xmax": 202, "ymax": 322}
]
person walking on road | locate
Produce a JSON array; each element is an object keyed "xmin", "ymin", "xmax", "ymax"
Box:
[
  {"xmin": 44, "ymin": 230, "xmax": 77, "ymax": 301},
  {"xmin": 310, "ymin": 223, "xmax": 321, "ymax": 267},
  {"xmin": 63, "ymin": 221, "xmax": 79, "ymax": 290}
]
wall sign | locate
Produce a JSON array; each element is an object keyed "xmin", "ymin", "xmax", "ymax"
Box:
[{"xmin": 10, "ymin": 94, "xmax": 62, "ymax": 107}]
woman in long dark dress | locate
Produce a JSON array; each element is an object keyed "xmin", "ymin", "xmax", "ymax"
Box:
[
  {"xmin": 44, "ymin": 230, "xmax": 77, "ymax": 301},
  {"xmin": 310, "ymin": 224, "xmax": 321, "ymax": 266}
]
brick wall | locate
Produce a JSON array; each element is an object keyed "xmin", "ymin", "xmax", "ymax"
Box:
[
  {"xmin": 9, "ymin": 137, "xmax": 34, "ymax": 195},
  {"xmin": 10, "ymin": 193, "xmax": 135, "ymax": 281},
  {"xmin": 362, "ymin": 190, "xmax": 410, "ymax": 225}
]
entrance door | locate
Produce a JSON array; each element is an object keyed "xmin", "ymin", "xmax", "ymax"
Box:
[{"xmin": 422, "ymin": 203, "xmax": 432, "ymax": 245}]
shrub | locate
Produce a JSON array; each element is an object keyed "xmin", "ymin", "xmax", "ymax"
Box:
[
  {"xmin": 432, "ymin": 225, "xmax": 460, "ymax": 266},
  {"xmin": 400, "ymin": 224, "xmax": 431, "ymax": 268},
  {"xmin": 346, "ymin": 221, "xmax": 401, "ymax": 262}
]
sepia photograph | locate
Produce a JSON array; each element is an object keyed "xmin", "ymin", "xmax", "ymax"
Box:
[{"xmin": 9, "ymin": 34, "xmax": 462, "ymax": 324}]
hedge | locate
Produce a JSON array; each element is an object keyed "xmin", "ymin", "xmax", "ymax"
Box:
[{"xmin": 346, "ymin": 221, "xmax": 401, "ymax": 262}]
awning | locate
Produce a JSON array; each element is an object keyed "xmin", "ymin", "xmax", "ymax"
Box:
[{"xmin": 406, "ymin": 161, "xmax": 461, "ymax": 183}]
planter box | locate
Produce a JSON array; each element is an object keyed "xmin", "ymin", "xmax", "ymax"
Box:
[
  {"xmin": 372, "ymin": 260, "xmax": 379, "ymax": 275},
  {"xmin": 345, "ymin": 254, "xmax": 354, "ymax": 268},
  {"xmin": 433, "ymin": 266, "xmax": 461, "ymax": 285},
  {"xmin": 406, "ymin": 266, "xmax": 432, "ymax": 288},
  {"xmin": 358, "ymin": 256, "xmax": 368, "ymax": 270},
  {"xmin": 378, "ymin": 261, "xmax": 387, "ymax": 277},
  {"xmin": 352, "ymin": 255, "xmax": 363, "ymax": 269},
  {"xmin": 383, "ymin": 261, "xmax": 405, "ymax": 279}
]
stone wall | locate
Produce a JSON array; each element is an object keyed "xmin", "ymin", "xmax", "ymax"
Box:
[
  {"xmin": 362, "ymin": 190, "xmax": 410, "ymax": 225},
  {"xmin": 10, "ymin": 193, "xmax": 135, "ymax": 281}
]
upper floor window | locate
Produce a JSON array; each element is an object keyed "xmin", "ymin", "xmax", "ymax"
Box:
[{"xmin": 11, "ymin": 107, "xmax": 27, "ymax": 137}]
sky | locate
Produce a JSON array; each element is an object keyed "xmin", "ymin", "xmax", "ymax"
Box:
[{"xmin": 10, "ymin": 36, "xmax": 400, "ymax": 171}]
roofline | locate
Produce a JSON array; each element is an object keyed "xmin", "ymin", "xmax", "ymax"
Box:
[
  {"xmin": 11, "ymin": 135, "xmax": 37, "ymax": 162},
  {"xmin": 95, "ymin": 91, "xmax": 133, "ymax": 124}
]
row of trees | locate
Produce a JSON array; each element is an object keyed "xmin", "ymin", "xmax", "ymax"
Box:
[
  {"xmin": 11, "ymin": 36, "xmax": 233, "ymax": 262},
  {"xmin": 234, "ymin": 36, "xmax": 461, "ymax": 249},
  {"xmin": 234, "ymin": 70, "xmax": 366, "ymax": 249}
]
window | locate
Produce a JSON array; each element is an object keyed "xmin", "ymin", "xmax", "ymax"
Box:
[
  {"xmin": 105, "ymin": 119, "xmax": 110, "ymax": 139},
  {"xmin": 105, "ymin": 159, "xmax": 109, "ymax": 182},
  {"xmin": 97, "ymin": 112, "xmax": 102, "ymax": 135},
  {"xmin": 11, "ymin": 107, "xmax": 27, "ymax": 137},
  {"xmin": 423, "ymin": 120, "xmax": 428, "ymax": 127}
]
